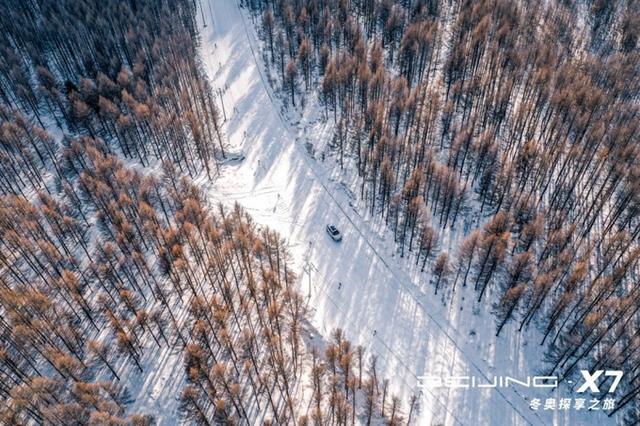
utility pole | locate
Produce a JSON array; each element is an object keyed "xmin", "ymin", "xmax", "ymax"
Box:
[
  {"xmin": 303, "ymin": 261, "xmax": 312, "ymax": 299},
  {"xmin": 303, "ymin": 241, "xmax": 316, "ymax": 299},
  {"xmin": 200, "ymin": 0, "xmax": 207, "ymax": 27},
  {"xmin": 208, "ymin": 0, "xmax": 215, "ymax": 27},
  {"xmin": 218, "ymin": 88, "xmax": 227, "ymax": 121}
]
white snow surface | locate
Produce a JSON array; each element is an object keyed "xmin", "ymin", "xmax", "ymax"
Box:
[{"xmin": 142, "ymin": 1, "xmax": 627, "ymax": 425}]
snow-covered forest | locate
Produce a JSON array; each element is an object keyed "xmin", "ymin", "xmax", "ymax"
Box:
[{"xmin": 0, "ymin": 0, "xmax": 638, "ymax": 424}]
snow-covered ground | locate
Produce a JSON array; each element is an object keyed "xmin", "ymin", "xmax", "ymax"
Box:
[{"xmin": 194, "ymin": 1, "xmax": 619, "ymax": 425}]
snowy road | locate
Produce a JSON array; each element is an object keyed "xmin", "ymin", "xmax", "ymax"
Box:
[{"xmin": 196, "ymin": 1, "xmax": 607, "ymax": 425}]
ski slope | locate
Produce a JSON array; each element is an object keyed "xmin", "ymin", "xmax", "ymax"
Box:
[{"xmin": 195, "ymin": 1, "xmax": 618, "ymax": 425}]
